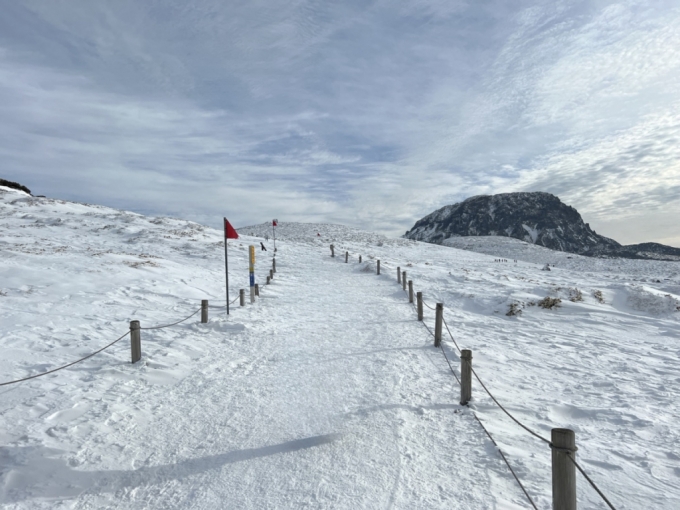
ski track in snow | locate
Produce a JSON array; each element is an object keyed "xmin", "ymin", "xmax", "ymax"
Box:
[{"xmin": 1, "ymin": 187, "xmax": 680, "ymax": 508}]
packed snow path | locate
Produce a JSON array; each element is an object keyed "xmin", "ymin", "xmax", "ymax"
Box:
[{"xmin": 2, "ymin": 249, "xmax": 527, "ymax": 509}]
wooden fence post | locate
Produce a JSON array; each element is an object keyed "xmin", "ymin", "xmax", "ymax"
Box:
[
  {"xmin": 273, "ymin": 258, "xmax": 276, "ymax": 273},
  {"xmin": 266, "ymin": 276, "xmax": 270, "ymax": 285},
  {"xmin": 417, "ymin": 292, "xmax": 423, "ymax": 321},
  {"xmin": 240, "ymin": 289, "xmax": 245, "ymax": 306},
  {"xmin": 130, "ymin": 320, "xmax": 141, "ymax": 363},
  {"xmin": 255, "ymin": 283, "xmax": 259, "ymax": 296},
  {"xmin": 330, "ymin": 244, "xmax": 335, "ymax": 257},
  {"xmin": 377, "ymin": 260, "xmax": 381, "ymax": 275},
  {"xmin": 201, "ymin": 300, "xmax": 208, "ymax": 323},
  {"xmin": 460, "ymin": 349, "xmax": 472, "ymax": 405},
  {"xmin": 552, "ymin": 429, "xmax": 577, "ymax": 510},
  {"xmin": 408, "ymin": 280, "xmax": 413, "ymax": 303},
  {"xmin": 397, "ymin": 267, "xmax": 401, "ymax": 284},
  {"xmin": 345, "ymin": 251, "xmax": 348, "ymax": 263},
  {"xmin": 402, "ymin": 271, "xmax": 407, "ymax": 291},
  {"xmin": 359, "ymin": 255, "xmax": 362, "ymax": 263},
  {"xmin": 434, "ymin": 303, "xmax": 443, "ymax": 347},
  {"xmin": 270, "ymin": 269, "xmax": 274, "ymax": 280}
]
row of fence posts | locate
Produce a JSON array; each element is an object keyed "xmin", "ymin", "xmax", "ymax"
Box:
[
  {"xmin": 129, "ymin": 256, "xmax": 278, "ymax": 361},
  {"xmin": 334, "ymin": 245, "xmax": 579, "ymax": 510},
  {"xmin": 393, "ymin": 261, "xmax": 579, "ymax": 510}
]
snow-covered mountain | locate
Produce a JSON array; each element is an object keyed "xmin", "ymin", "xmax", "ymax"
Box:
[{"xmin": 404, "ymin": 192, "xmax": 680, "ymax": 260}]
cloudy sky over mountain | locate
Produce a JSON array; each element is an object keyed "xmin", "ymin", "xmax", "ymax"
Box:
[{"xmin": 1, "ymin": 0, "xmax": 679, "ymax": 246}]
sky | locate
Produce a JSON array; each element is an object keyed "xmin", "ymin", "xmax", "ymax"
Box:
[{"xmin": 1, "ymin": 0, "xmax": 679, "ymax": 247}]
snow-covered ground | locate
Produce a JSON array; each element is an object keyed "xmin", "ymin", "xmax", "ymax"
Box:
[{"xmin": 1, "ymin": 186, "xmax": 679, "ymax": 508}]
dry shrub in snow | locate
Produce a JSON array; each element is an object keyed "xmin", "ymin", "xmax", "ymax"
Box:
[
  {"xmin": 538, "ymin": 297, "xmax": 562, "ymax": 309},
  {"xmin": 593, "ymin": 290, "xmax": 605, "ymax": 303},
  {"xmin": 506, "ymin": 302, "xmax": 523, "ymax": 316}
]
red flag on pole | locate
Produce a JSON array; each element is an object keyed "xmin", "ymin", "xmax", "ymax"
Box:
[
  {"xmin": 224, "ymin": 218, "xmax": 239, "ymax": 239},
  {"xmin": 272, "ymin": 219, "xmax": 277, "ymax": 227}
]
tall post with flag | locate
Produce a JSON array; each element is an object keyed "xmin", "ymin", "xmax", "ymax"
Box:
[
  {"xmin": 224, "ymin": 218, "xmax": 239, "ymax": 314},
  {"xmin": 272, "ymin": 219, "xmax": 278, "ymax": 253}
]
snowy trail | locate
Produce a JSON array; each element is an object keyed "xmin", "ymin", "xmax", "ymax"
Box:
[{"xmin": 3, "ymin": 248, "xmax": 527, "ymax": 509}]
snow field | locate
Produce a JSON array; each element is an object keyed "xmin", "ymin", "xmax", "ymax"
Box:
[{"xmin": 1, "ymin": 190, "xmax": 679, "ymax": 508}]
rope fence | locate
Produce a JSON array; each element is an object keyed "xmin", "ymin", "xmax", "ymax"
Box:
[
  {"xmin": 140, "ymin": 308, "xmax": 202, "ymax": 330},
  {"xmin": 339, "ymin": 247, "xmax": 619, "ymax": 510},
  {"xmin": 0, "ymin": 331, "xmax": 129, "ymax": 387},
  {"xmin": 1, "ymin": 253, "xmax": 281, "ymax": 388}
]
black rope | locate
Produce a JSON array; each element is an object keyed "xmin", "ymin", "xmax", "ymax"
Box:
[
  {"xmin": 438, "ymin": 344, "xmax": 461, "ymax": 385},
  {"xmin": 0, "ymin": 331, "xmax": 129, "ymax": 387},
  {"xmin": 567, "ymin": 454, "xmax": 618, "ymax": 509},
  {"xmin": 442, "ymin": 316, "xmax": 462, "ymax": 354},
  {"xmin": 472, "ymin": 412, "xmax": 539, "ymax": 510},
  {"xmin": 139, "ymin": 308, "xmax": 201, "ymax": 330},
  {"xmin": 464, "ymin": 355, "xmax": 550, "ymax": 444},
  {"xmin": 442, "ymin": 315, "xmax": 550, "ymax": 445}
]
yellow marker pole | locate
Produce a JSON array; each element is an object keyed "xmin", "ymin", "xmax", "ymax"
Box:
[{"xmin": 249, "ymin": 245, "xmax": 256, "ymax": 303}]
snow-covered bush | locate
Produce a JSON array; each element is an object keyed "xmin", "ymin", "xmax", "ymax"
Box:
[{"xmin": 568, "ymin": 288, "xmax": 583, "ymax": 302}]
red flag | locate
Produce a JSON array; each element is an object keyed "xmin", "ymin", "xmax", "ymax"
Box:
[
  {"xmin": 224, "ymin": 218, "xmax": 239, "ymax": 239},
  {"xmin": 272, "ymin": 219, "xmax": 277, "ymax": 227}
]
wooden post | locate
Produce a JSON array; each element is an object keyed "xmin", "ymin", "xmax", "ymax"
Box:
[
  {"xmin": 434, "ymin": 303, "xmax": 443, "ymax": 347},
  {"xmin": 330, "ymin": 244, "xmax": 335, "ymax": 257},
  {"xmin": 397, "ymin": 267, "xmax": 401, "ymax": 284},
  {"xmin": 270, "ymin": 269, "xmax": 274, "ymax": 280},
  {"xmin": 345, "ymin": 251, "xmax": 348, "ymax": 263},
  {"xmin": 552, "ymin": 428, "xmax": 577, "ymax": 510},
  {"xmin": 402, "ymin": 271, "xmax": 407, "ymax": 291},
  {"xmin": 266, "ymin": 276, "xmax": 270, "ymax": 285},
  {"xmin": 408, "ymin": 280, "xmax": 413, "ymax": 303},
  {"xmin": 377, "ymin": 260, "xmax": 380, "ymax": 275},
  {"xmin": 201, "ymin": 300, "xmax": 208, "ymax": 323},
  {"xmin": 460, "ymin": 350, "xmax": 472, "ymax": 405},
  {"xmin": 359, "ymin": 255, "xmax": 362, "ymax": 263},
  {"xmin": 272, "ymin": 258, "xmax": 276, "ymax": 273},
  {"xmin": 417, "ymin": 292, "xmax": 423, "ymax": 321},
  {"xmin": 240, "ymin": 289, "xmax": 245, "ymax": 306},
  {"xmin": 130, "ymin": 320, "xmax": 141, "ymax": 363},
  {"xmin": 255, "ymin": 283, "xmax": 259, "ymax": 297}
]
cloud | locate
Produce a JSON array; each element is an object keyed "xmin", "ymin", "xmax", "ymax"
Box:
[{"xmin": 0, "ymin": 0, "xmax": 679, "ymax": 246}]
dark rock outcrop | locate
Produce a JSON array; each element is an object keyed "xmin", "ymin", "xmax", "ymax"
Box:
[
  {"xmin": 0, "ymin": 179, "xmax": 31, "ymax": 195},
  {"xmin": 404, "ymin": 192, "xmax": 679, "ymax": 260}
]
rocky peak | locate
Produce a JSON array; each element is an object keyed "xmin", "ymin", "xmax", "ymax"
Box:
[{"xmin": 404, "ymin": 192, "xmax": 622, "ymax": 255}]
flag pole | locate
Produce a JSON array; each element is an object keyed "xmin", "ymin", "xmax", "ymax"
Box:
[
  {"xmin": 273, "ymin": 219, "xmax": 277, "ymax": 253},
  {"xmin": 224, "ymin": 217, "xmax": 230, "ymax": 315}
]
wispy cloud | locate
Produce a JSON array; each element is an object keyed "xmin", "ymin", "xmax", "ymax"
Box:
[{"xmin": 1, "ymin": 1, "xmax": 679, "ymax": 246}]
